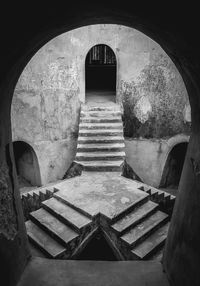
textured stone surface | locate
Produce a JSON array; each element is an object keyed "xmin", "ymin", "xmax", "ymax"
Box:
[
  {"xmin": 0, "ymin": 161, "xmax": 17, "ymax": 239},
  {"xmin": 17, "ymin": 257, "xmax": 170, "ymax": 286},
  {"xmin": 53, "ymin": 172, "xmax": 148, "ymax": 220}
]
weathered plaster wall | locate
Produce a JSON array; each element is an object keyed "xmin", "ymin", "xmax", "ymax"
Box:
[
  {"xmin": 125, "ymin": 134, "xmax": 190, "ymax": 187},
  {"xmin": 11, "ymin": 24, "xmax": 190, "ymax": 185},
  {"xmin": 11, "ymin": 36, "xmax": 81, "ymax": 184}
]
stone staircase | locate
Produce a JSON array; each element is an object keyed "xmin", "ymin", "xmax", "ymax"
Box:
[
  {"xmin": 26, "ymin": 173, "xmax": 170, "ymax": 261},
  {"xmin": 75, "ymin": 104, "xmax": 125, "ymax": 171},
  {"xmin": 26, "ymin": 197, "xmax": 94, "ymax": 259}
]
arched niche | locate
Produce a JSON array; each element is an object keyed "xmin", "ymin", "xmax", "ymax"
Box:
[
  {"xmin": 11, "ymin": 141, "xmax": 41, "ymax": 188},
  {"xmin": 160, "ymin": 142, "xmax": 188, "ymax": 188}
]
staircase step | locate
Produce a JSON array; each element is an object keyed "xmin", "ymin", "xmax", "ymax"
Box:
[
  {"xmin": 80, "ymin": 117, "xmax": 121, "ymax": 123},
  {"xmin": 26, "ymin": 220, "xmax": 66, "ymax": 258},
  {"xmin": 131, "ymin": 222, "xmax": 170, "ymax": 259},
  {"xmin": 42, "ymin": 197, "xmax": 92, "ymax": 233},
  {"xmin": 79, "ymin": 122, "xmax": 123, "ymax": 130},
  {"xmin": 81, "ymin": 105, "xmax": 121, "ymax": 112},
  {"xmin": 81, "ymin": 111, "xmax": 122, "ymax": 118},
  {"xmin": 79, "ymin": 160, "xmax": 124, "ymax": 171},
  {"xmin": 76, "ymin": 151, "xmax": 125, "ymax": 161},
  {"xmin": 78, "ymin": 136, "xmax": 124, "ymax": 144},
  {"xmin": 79, "ymin": 129, "xmax": 123, "ymax": 136},
  {"xmin": 112, "ymin": 201, "xmax": 158, "ymax": 235},
  {"xmin": 121, "ymin": 210, "xmax": 169, "ymax": 247},
  {"xmin": 30, "ymin": 208, "xmax": 79, "ymax": 246},
  {"xmin": 77, "ymin": 143, "xmax": 125, "ymax": 152}
]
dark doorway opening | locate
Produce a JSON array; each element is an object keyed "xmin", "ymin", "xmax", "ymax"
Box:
[
  {"xmin": 75, "ymin": 231, "xmax": 119, "ymax": 261},
  {"xmin": 160, "ymin": 142, "xmax": 188, "ymax": 189},
  {"xmin": 12, "ymin": 141, "xmax": 41, "ymax": 190},
  {"xmin": 85, "ymin": 44, "xmax": 116, "ymax": 104}
]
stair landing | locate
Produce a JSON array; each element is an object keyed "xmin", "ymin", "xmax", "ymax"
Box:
[{"xmin": 53, "ymin": 172, "xmax": 148, "ymax": 220}]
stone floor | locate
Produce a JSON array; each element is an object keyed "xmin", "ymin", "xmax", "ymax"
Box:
[
  {"xmin": 53, "ymin": 172, "xmax": 147, "ymax": 220},
  {"xmin": 17, "ymin": 257, "xmax": 170, "ymax": 286},
  {"xmin": 85, "ymin": 90, "xmax": 116, "ymax": 106}
]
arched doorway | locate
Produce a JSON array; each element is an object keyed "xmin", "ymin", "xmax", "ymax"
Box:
[
  {"xmin": 160, "ymin": 142, "xmax": 188, "ymax": 189},
  {"xmin": 85, "ymin": 44, "xmax": 116, "ymax": 104},
  {"xmin": 12, "ymin": 141, "xmax": 41, "ymax": 189}
]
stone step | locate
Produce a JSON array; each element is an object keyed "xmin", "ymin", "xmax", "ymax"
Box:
[
  {"xmin": 81, "ymin": 111, "xmax": 122, "ymax": 118},
  {"xmin": 78, "ymin": 136, "xmax": 124, "ymax": 144},
  {"xmin": 81, "ymin": 105, "xmax": 121, "ymax": 112},
  {"xmin": 77, "ymin": 143, "xmax": 125, "ymax": 152},
  {"xmin": 76, "ymin": 151, "xmax": 125, "ymax": 161},
  {"xmin": 26, "ymin": 220, "xmax": 66, "ymax": 258},
  {"xmin": 29, "ymin": 208, "xmax": 79, "ymax": 246},
  {"xmin": 80, "ymin": 117, "xmax": 122, "ymax": 123},
  {"xmin": 121, "ymin": 210, "xmax": 169, "ymax": 248},
  {"xmin": 131, "ymin": 222, "xmax": 170, "ymax": 259},
  {"xmin": 79, "ymin": 160, "xmax": 124, "ymax": 171},
  {"xmin": 79, "ymin": 129, "xmax": 123, "ymax": 136},
  {"xmin": 42, "ymin": 198, "xmax": 92, "ymax": 233},
  {"xmin": 111, "ymin": 201, "xmax": 158, "ymax": 235},
  {"xmin": 79, "ymin": 122, "xmax": 123, "ymax": 130},
  {"xmin": 54, "ymin": 192, "xmax": 94, "ymax": 219}
]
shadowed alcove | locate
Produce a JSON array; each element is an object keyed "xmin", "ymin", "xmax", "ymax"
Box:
[
  {"xmin": 12, "ymin": 141, "xmax": 41, "ymax": 189},
  {"xmin": 85, "ymin": 44, "xmax": 116, "ymax": 104},
  {"xmin": 160, "ymin": 143, "xmax": 188, "ymax": 189}
]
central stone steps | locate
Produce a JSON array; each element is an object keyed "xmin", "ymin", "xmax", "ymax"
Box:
[
  {"xmin": 78, "ymin": 136, "xmax": 124, "ymax": 144},
  {"xmin": 77, "ymin": 142, "xmax": 125, "ymax": 151},
  {"xmin": 79, "ymin": 122, "xmax": 123, "ymax": 129},
  {"xmin": 76, "ymin": 151, "xmax": 125, "ymax": 161},
  {"xmin": 76, "ymin": 104, "xmax": 125, "ymax": 171}
]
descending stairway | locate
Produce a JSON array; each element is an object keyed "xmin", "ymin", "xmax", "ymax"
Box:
[
  {"xmin": 26, "ymin": 180, "xmax": 170, "ymax": 261},
  {"xmin": 75, "ymin": 104, "xmax": 125, "ymax": 171},
  {"xmin": 25, "ymin": 103, "xmax": 170, "ymax": 262},
  {"xmin": 26, "ymin": 197, "xmax": 94, "ymax": 259}
]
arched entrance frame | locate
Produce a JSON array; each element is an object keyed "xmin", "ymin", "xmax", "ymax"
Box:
[
  {"xmin": 82, "ymin": 41, "xmax": 119, "ymax": 104},
  {"xmin": 0, "ymin": 11, "xmax": 199, "ymax": 286},
  {"xmin": 84, "ymin": 43, "xmax": 118, "ymax": 103}
]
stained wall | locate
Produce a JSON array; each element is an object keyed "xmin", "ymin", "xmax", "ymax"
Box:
[{"xmin": 11, "ymin": 24, "xmax": 190, "ymax": 185}]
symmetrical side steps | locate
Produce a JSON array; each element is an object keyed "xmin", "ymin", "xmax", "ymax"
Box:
[
  {"xmin": 27, "ymin": 187, "xmax": 170, "ymax": 261},
  {"xmin": 26, "ymin": 197, "xmax": 94, "ymax": 259}
]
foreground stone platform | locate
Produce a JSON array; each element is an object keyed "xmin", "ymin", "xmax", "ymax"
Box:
[
  {"xmin": 17, "ymin": 257, "xmax": 169, "ymax": 286},
  {"xmin": 26, "ymin": 172, "xmax": 170, "ymax": 261},
  {"xmin": 54, "ymin": 172, "xmax": 148, "ymax": 220}
]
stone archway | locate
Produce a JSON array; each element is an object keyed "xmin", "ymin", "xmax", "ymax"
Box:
[
  {"xmin": 85, "ymin": 44, "xmax": 116, "ymax": 104},
  {"xmin": 0, "ymin": 5, "xmax": 200, "ymax": 286}
]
